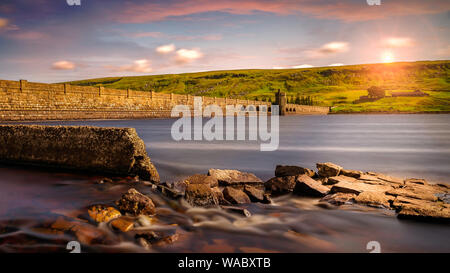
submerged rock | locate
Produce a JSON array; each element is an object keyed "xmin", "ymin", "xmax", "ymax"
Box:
[
  {"xmin": 265, "ymin": 176, "xmax": 297, "ymax": 195},
  {"xmin": 294, "ymin": 174, "xmax": 330, "ymax": 197},
  {"xmin": 220, "ymin": 206, "xmax": 252, "ymax": 217},
  {"xmin": 316, "ymin": 162, "xmax": 342, "ymax": 177},
  {"xmin": 275, "ymin": 165, "xmax": 314, "ymax": 177},
  {"xmin": 185, "ymin": 184, "xmax": 219, "ymax": 207},
  {"xmin": 88, "ymin": 205, "xmax": 121, "ymax": 223},
  {"xmin": 115, "ymin": 188, "xmax": 156, "ymax": 216},
  {"xmin": 223, "ymin": 187, "xmax": 251, "ymax": 204},
  {"xmin": 208, "ymin": 169, "xmax": 263, "ymax": 187}
]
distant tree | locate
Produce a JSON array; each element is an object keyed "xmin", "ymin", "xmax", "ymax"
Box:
[
  {"xmin": 295, "ymin": 96, "xmax": 301, "ymax": 104},
  {"xmin": 367, "ymin": 86, "xmax": 385, "ymax": 98}
]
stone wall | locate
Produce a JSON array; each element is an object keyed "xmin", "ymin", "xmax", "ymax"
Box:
[{"xmin": 0, "ymin": 79, "xmax": 328, "ymax": 121}]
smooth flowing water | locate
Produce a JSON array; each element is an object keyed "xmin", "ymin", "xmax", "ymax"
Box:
[{"xmin": 1, "ymin": 114, "xmax": 449, "ymax": 252}]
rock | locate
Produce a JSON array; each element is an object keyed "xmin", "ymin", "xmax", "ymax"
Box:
[
  {"xmin": 88, "ymin": 205, "xmax": 121, "ymax": 223},
  {"xmin": 158, "ymin": 184, "xmax": 184, "ymax": 199},
  {"xmin": 72, "ymin": 224, "xmax": 109, "ymax": 245},
  {"xmin": 51, "ymin": 217, "xmax": 109, "ymax": 245},
  {"xmin": 184, "ymin": 174, "xmax": 218, "ymax": 188},
  {"xmin": 185, "ymin": 184, "xmax": 219, "ymax": 207},
  {"xmin": 436, "ymin": 193, "xmax": 450, "ymax": 204},
  {"xmin": 221, "ymin": 206, "xmax": 252, "ymax": 217},
  {"xmin": 264, "ymin": 176, "xmax": 297, "ymax": 195},
  {"xmin": 275, "ymin": 165, "xmax": 314, "ymax": 177},
  {"xmin": 397, "ymin": 202, "xmax": 450, "ymax": 222},
  {"xmin": 375, "ymin": 174, "xmax": 404, "ymax": 185},
  {"xmin": 330, "ymin": 181, "xmax": 392, "ymax": 195},
  {"xmin": 294, "ymin": 175, "xmax": 330, "ymax": 197},
  {"xmin": 404, "ymin": 178, "xmax": 427, "ymax": 186},
  {"xmin": 386, "ymin": 185, "xmax": 439, "ymax": 202},
  {"xmin": 0, "ymin": 125, "xmax": 160, "ymax": 183},
  {"xmin": 262, "ymin": 194, "xmax": 272, "ymax": 204},
  {"xmin": 319, "ymin": 193, "xmax": 356, "ymax": 206},
  {"xmin": 110, "ymin": 217, "xmax": 134, "ymax": 232},
  {"xmin": 316, "ymin": 162, "xmax": 342, "ymax": 177},
  {"xmin": 354, "ymin": 191, "xmax": 393, "ymax": 209},
  {"xmin": 340, "ymin": 169, "xmax": 362, "ymax": 178},
  {"xmin": 115, "ymin": 188, "xmax": 156, "ymax": 216},
  {"xmin": 208, "ymin": 169, "xmax": 263, "ymax": 187},
  {"xmin": 211, "ymin": 187, "xmax": 231, "ymax": 205},
  {"xmin": 326, "ymin": 175, "xmax": 356, "ymax": 185},
  {"xmin": 243, "ymin": 186, "xmax": 265, "ymax": 202},
  {"xmin": 135, "ymin": 230, "xmax": 179, "ymax": 246},
  {"xmin": 223, "ymin": 187, "xmax": 251, "ymax": 204}
]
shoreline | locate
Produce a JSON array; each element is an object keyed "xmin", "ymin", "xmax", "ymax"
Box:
[
  {"xmin": 331, "ymin": 111, "xmax": 450, "ymax": 115},
  {"xmin": 1, "ymin": 111, "xmax": 449, "ymax": 123}
]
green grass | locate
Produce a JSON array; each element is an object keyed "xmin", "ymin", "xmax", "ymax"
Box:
[{"xmin": 67, "ymin": 60, "xmax": 450, "ymax": 113}]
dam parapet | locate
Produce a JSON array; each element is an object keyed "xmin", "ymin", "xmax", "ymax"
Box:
[{"xmin": 0, "ymin": 79, "xmax": 329, "ymax": 121}]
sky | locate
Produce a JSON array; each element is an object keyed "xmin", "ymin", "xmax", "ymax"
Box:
[{"xmin": 0, "ymin": 0, "xmax": 449, "ymax": 83}]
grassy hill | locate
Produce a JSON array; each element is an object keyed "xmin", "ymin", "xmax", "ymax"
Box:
[{"xmin": 68, "ymin": 60, "xmax": 450, "ymax": 113}]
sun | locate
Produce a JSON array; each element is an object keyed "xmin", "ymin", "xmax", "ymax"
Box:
[{"xmin": 381, "ymin": 51, "xmax": 394, "ymax": 63}]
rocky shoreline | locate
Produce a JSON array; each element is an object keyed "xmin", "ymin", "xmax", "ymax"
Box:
[{"xmin": 51, "ymin": 162, "xmax": 448, "ymax": 250}]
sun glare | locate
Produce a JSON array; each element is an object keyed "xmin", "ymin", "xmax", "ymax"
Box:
[{"xmin": 381, "ymin": 51, "xmax": 394, "ymax": 63}]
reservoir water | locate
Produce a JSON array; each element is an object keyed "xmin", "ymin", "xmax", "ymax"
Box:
[{"xmin": 1, "ymin": 114, "xmax": 449, "ymax": 252}]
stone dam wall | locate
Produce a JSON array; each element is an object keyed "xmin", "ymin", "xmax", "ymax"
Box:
[
  {"xmin": 0, "ymin": 125, "xmax": 160, "ymax": 182},
  {"xmin": 0, "ymin": 79, "xmax": 329, "ymax": 121}
]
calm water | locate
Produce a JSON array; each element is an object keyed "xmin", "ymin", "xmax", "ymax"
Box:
[{"xmin": 0, "ymin": 114, "xmax": 449, "ymax": 252}]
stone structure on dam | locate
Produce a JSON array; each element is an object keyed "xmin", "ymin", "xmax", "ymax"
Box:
[{"xmin": 0, "ymin": 79, "xmax": 329, "ymax": 121}]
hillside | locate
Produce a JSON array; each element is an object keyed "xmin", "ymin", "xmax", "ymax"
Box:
[{"xmin": 68, "ymin": 60, "xmax": 450, "ymax": 113}]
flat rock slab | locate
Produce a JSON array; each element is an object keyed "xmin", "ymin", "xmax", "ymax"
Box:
[
  {"xmin": 294, "ymin": 174, "xmax": 330, "ymax": 197},
  {"xmin": 184, "ymin": 174, "xmax": 219, "ymax": 188},
  {"xmin": 340, "ymin": 169, "xmax": 362, "ymax": 178},
  {"xmin": 326, "ymin": 175, "xmax": 357, "ymax": 185},
  {"xmin": 386, "ymin": 184, "xmax": 445, "ymax": 202},
  {"xmin": 330, "ymin": 181, "xmax": 392, "ymax": 195},
  {"xmin": 354, "ymin": 191, "xmax": 393, "ymax": 209},
  {"xmin": 275, "ymin": 165, "xmax": 314, "ymax": 177},
  {"xmin": 0, "ymin": 125, "xmax": 159, "ymax": 182},
  {"xmin": 208, "ymin": 169, "xmax": 263, "ymax": 187}
]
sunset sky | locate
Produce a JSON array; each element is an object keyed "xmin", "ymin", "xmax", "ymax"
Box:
[{"xmin": 0, "ymin": 0, "xmax": 449, "ymax": 82}]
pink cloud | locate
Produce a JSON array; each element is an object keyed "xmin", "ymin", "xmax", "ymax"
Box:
[
  {"xmin": 106, "ymin": 59, "xmax": 153, "ymax": 73},
  {"xmin": 52, "ymin": 61, "xmax": 76, "ymax": 70},
  {"xmin": 156, "ymin": 44, "xmax": 176, "ymax": 54},
  {"xmin": 175, "ymin": 48, "xmax": 203, "ymax": 64},
  {"xmin": 112, "ymin": 0, "xmax": 450, "ymax": 23}
]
